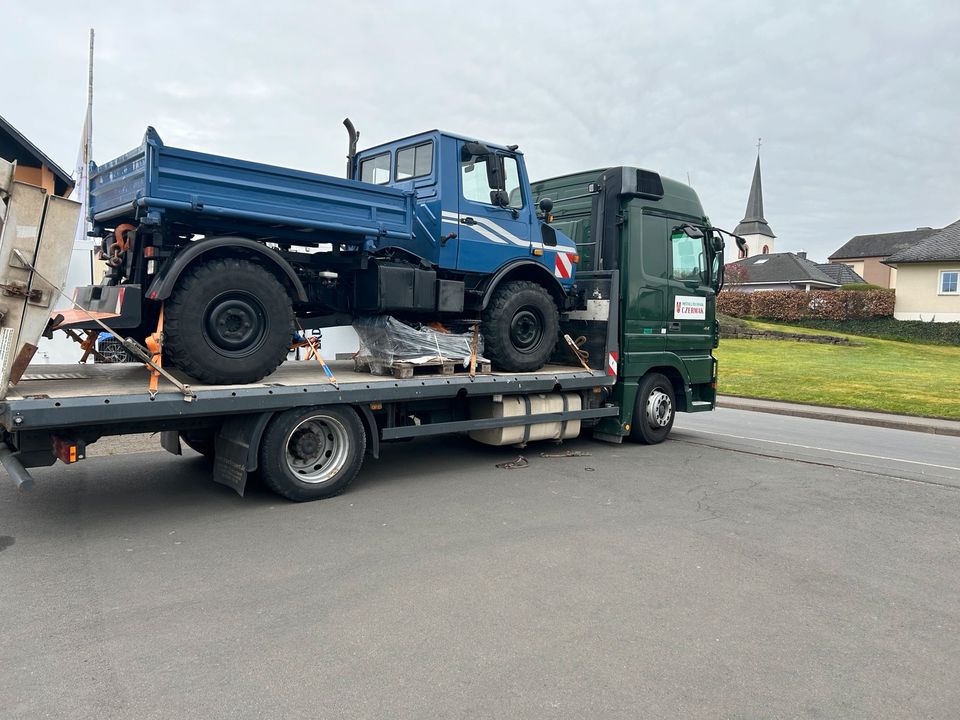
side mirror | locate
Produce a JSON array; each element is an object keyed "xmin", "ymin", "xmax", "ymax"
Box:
[
  {"xmin": 711, "ymin": 236, "xmax": 725, "ymax": 252},
  {"xmin": 679, "ymin": 224, "xmax": 704, "ymax": 239},
  {"xmin": 486, "ymin": 158, "xmax": 502, "ymax": 190},
  {"xmin": 491, "ymin": 189, "xmax": 510, "ymax": 207},
  {"xmin": 539, "ymin": 197, "xmax": 554, "ymax": 215}
]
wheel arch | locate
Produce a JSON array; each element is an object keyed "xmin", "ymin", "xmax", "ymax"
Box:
[
  {"xmin": 636, "ymin": 365, "xmax": 688, "ymax": 413},
  {"xmin": 479, "ymin": 259, "xmax": 567, "ymax": 310},
  {"xmin": 147, "ymin": 236, "xmax": 308, "ymax": 303}
]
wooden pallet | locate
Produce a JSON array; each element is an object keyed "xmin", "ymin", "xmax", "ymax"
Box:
[{"xmin": 354, "ymin": 356, "xmax": 491, "ymax": 379}]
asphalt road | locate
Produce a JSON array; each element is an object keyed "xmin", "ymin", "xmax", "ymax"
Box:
[
  {"xmin": 676, "ymin": 407, "xmax": 960, "ymax": 488},
  {"xmin": 2, "ymin": 412, "xmax": 959, "ymax": 719}
]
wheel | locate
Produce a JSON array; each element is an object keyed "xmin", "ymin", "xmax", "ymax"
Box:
[
  {"xmin": 258, "ymin": 405, "xmax": 366, "ymax": 501},
  {"xmin": 180, "ymin": 429, "xmax": 216, "ymax": 458},
  {"xmin": 481, "ymin": 280, "xmax": 559, "ymax": 372},
  {"xmin": 164, "ymin": 257, "xmax": 294, "ymax": 384},
  {"xmin": 96, "ymin": 336, "xmax": 134, "ymax": 363},
  {"xmin": 630, "ymin": 372, "xmax": 676, "ymax": 444}
]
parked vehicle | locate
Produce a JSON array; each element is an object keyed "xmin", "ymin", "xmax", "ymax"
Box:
[
  {"xmin": 0, "ymin": 162, "xmax": 743, "ymax": 500},
  {"xmin": 58, "ymin": 123, "xmax": 582, "ymax": 383}
]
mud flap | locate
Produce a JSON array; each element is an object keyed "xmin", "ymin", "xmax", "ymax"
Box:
[{"xmin": 212, "ymin": 413, "xmax": 275, "ymax": 496}]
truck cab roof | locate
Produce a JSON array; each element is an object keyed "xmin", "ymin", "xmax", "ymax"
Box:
[
  {"xmin": 357, "ymin": 130, "xmax": 521, "ymax": 161},
  {"xmin": 532, "ymin": 166, "xmax": 707, "ymax": 222}
]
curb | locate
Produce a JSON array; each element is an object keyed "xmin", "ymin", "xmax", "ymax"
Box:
[{"xmin": 717, "ymin": 396, "xmax": 960, "ymax": 438}]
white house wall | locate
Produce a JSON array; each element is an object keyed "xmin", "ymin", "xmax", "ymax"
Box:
[{"xmin": 892, "ymin": 263, "xmax": 960, "ymax": 322}]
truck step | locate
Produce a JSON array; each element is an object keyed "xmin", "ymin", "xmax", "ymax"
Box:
[{"xmin": 353, "ymin": 357, "xmax": 491, "ymax": 379}]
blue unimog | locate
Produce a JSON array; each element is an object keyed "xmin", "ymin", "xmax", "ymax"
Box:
[{"xmin": 67, "ymin": 121, "xmax": 580, "ymax": 383}]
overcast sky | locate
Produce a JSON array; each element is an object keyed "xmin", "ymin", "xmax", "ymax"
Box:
[{"xmin": 5, "ymin": 0, "xmax": 958, "ymax": 261}]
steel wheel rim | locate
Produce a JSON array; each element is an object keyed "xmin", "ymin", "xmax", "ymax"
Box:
[
  {"xmin": 645, "ymin": 388, "xmax": 673, "ymax": 428},
  {"xmin": 510, "ymin": 307, "xmax": 544, "ymax": 353},
  {"xmin": 284, "ymin": 415, "xmax": 350, "ymax": 484},
  {"xmin": 203, "ymin": 290, "xmax": 269, "ymax": 357}
]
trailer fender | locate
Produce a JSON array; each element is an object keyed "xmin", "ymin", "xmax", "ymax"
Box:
[
  {"xmin": 355, "ymin": 404, "xmax": 380, "ymax": 460},
  {"xmin": 146, "ymin": 237, "xmax": 308, "ymax": 303},
  {"xmin": 478, "ymin": 259, "xmax": 568, "ymax": 311}
]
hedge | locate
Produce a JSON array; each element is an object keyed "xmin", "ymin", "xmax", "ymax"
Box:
[
  {"xmin": 717, "ymin": 289, "xmax": 895, "ymax": 321},
  {"xmin": 788, "ymin": 318, "xmax": 960, "ymax": 346}
]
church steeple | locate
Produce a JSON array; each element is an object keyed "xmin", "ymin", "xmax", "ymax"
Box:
[{"xmin": 734, "ymin": 145, "xmax": 775, "ymax": 256}]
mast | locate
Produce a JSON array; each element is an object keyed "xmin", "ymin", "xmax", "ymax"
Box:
[
  {"xmin": 83, "ymin": 28, "xmax": 95, "ymax": 282},
  {"xmin": 84, "ymin": 28, "xmax": 94, "ymax": 234}
]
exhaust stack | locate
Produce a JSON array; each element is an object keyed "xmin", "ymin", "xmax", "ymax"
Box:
[{"xmin": 343, "ymin": 118, "xmax": 359, "ymax": 180}]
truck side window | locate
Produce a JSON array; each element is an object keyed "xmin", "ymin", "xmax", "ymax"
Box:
[
  {"xmin": 396, "ymin": 142, "xmax": 433, "ymax": 181},
  {"xmin": 359, "ymin": 153, "xmax": 391, "ymax": 185},
  {"xmin": 670, "ymin": 229, "xmax": 707, "ymax": 284},
  {"xmin": 461, "ymin": 155, "xmax": 494, "ymax": 204},
  {"xmin": 503, "ymin": 156, "xmax": 523, "ymax": 208},
  {"xmin": 461, "ymin": 153, "xmax": 525, "ymax": 208}
]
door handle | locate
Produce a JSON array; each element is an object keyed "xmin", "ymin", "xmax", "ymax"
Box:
[
  {"xmin": 461, "ymin": 217, "xmax": 477, "ymax": 226},
  {"xmin": 668, "ymin": 322, "xmax": 681, "ymax": 332}
]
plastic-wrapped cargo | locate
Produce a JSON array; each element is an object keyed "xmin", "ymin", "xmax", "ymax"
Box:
[{"xmin": 353, "ymin": 316, "xmax": 484, "ymax": 375}]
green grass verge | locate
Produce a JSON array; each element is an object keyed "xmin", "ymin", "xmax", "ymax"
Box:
[{"xmin": 715, "ymin": 321, "xmax": 960, "ymax": 418}]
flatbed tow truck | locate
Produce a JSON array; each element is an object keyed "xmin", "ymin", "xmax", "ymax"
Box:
[{"xmin": 0, "ymin": 153, "xmax": 741, "ymax": 501}]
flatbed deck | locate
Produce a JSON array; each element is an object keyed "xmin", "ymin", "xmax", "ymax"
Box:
[{"xmin": 1, "ymin": 362, "xmax": 613, "ymax": 431}]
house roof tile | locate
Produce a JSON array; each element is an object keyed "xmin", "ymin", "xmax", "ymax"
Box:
[
  {"xmin": 829, "ymin": 227, "xmax": 938, "ymax": 260},
  {"xmin": 885, "ymin": 219, "xmax": 960, "ymax": 264},
  {"xmin": 730, "ymin": 252, "xmax": 840, "ymax": 287},
  {"xmin": 815, "ymin": 263, "xmax": 866, "ymax": 284}
]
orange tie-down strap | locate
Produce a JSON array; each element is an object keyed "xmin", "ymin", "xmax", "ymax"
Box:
[{"xmin": 145, "ymin": 307, "xmax": 164, "ymax": 394}]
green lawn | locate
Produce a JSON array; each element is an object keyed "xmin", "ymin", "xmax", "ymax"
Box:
[{"xmin": 715, "ymin": 321, "xmax": 960, "ymax": 419}]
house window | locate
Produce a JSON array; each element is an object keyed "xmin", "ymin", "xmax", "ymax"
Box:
[
  {"xmin": 395, "ymin": 142, "xmax": 433, "ymax": 181},
  {"xmin": 762, "ymin": 244, "xmax": 769, "ymax": 254},
  {"xmin": 359, "ymin": 152, "xmax": 390, "ymax": 185},
  {"xmin": 940, "ymin": 270, "xmax": 959, "ymax": 295}
]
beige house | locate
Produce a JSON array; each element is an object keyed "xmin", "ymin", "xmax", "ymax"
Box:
[
  {"xmin": 884, "ymin": 220, "xmax": 960, "ymax": 322},
  {"xmin": 829, "ymin": 227, "xmax": 938, "ymax": 288},
  {"xmin": 0, "ymin": 114, "xmax": 74, "ymax": 198}
]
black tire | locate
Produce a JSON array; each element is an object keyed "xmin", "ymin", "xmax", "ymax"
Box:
[
  {"xmin": 180, "ymin": 429, "xmax": 216, "ymax": 458},
  {"xmin": 164, "ymin": 257, "xmax": 294, "ymax": 384},
  {"xmin": 481, "ymin": 280, "xmax": 559, "ymax": 372},
  {"xmin": 630, "ymin": 372, "xmax": 676, "ymax": 444},
  {"xmin": 258, "ymin": 405, "xmax": 366, "ymax": 501}
]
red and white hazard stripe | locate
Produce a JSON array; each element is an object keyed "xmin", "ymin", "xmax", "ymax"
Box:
[
  {"xmin": 607, "ymin": 351, "xmax": 618, "ymax": 376},
  {"xmin": 554, "ymin": 252, "xmax": 573, "ymax": 279}
]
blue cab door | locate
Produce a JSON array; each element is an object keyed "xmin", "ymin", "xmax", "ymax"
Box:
[{"xmin": 452, "ymin": 141, "xmax": 533, "ymax": 273}]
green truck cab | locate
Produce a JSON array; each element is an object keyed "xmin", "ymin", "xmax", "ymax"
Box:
[{"xmin": 533, "ymin": 167, "xmax": 734, "ymax": 444}]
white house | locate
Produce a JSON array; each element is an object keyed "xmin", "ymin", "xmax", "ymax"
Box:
[{"xmin": 885, "ymin": 219, "xmax": 960, "ymax": 322}]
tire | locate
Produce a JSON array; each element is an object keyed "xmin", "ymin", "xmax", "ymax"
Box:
[
  {"xmin": 97, "ymin": 336, "xmax": 134, "ymax": 363},
  {"xmin": 180, "ymin": 429, "xmax": 216, "ymax": 458},
  {"xmin": 630, "ymin": 372, "xmax": 676, "ymax": 444},
  {"xmin": 258, "ymin": 405, "xmax": 366, "ymax": 501},
  {"xmin": 481, "ymin": 280, "xmax": 559, "ymax": 372},
  {"xmin": 164, "ymin": 257, "xmax": 294, "ymax": 384}
]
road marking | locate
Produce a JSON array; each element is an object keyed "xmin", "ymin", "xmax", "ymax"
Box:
[{"xmin": 675, "ymin": 428, "xmax": 960, "ymax": 473}]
